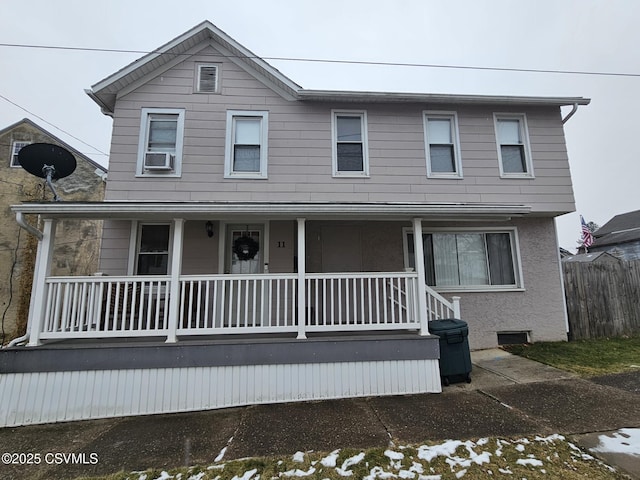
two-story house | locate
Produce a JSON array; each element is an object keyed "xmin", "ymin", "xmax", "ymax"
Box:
[{"xmin": 2, "ymin": 21, "xmax": 589, "ymax": 427}]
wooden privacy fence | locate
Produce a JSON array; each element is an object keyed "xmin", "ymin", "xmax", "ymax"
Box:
[{"xmin": 563, "ymin": 259, "xmax": 640, "ymax": 339}]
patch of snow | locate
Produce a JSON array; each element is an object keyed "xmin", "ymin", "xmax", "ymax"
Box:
[
  {"xmin": 515, "ymin": 444, "xmax": 526, "ymax": 453},
  {"xmin": 498, "ymin": 467, "xmax": 512, "ymax": 474},
  {"xmin": 187, "ymin": 473, "xmax": 206, "ymax": 480},
  {"xmin": 153, "ymin": 472, "xmax": 173, "ymax": 480},
  {"xmin": 292, "ymin": 451, "xmax": 306, "ymax": 463},
  {"xmin": 231, "ymin": 469, "xmax": 258, "ymax": 480},
  {"xmin": 398, "ymin": 469, "xmax": 415, "ymax": 479},
  {"xmin": 591, "ymin": 428, "xmax": 640, "ymax": 457},
  {"xmin": 417, "ymin": 440, "xmax": 464, "ymax": 462},
  {"xmin": 516, "ymin": 458, "xmax": 543, "ymax": 467},
  {"xmin": 281, "ymin": 466, "xmax": 316, "ymax": 477},
  {"xmin": 455, "ymin": 468, "xmax": 467, "ymax": 478},
  {"xmin": 320, "ymin": 449, "xmax": 340, "ymax": 468},
  {"xmin": 336, "ymin": 452, "xmax": 365, "ymax": 477},
  {"xmin": 362, "ymin": 466, "xmax": 396, "ymax": 480},
  {"xmin": 214, "ymin": 446, "xmax": 227, "ymax": 462},
  {"xmin": 385, "ymin": 449, "xmax": 404, "ymax": 461}
]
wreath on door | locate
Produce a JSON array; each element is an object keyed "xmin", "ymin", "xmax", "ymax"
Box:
[{"xmin": 233, "ymin": 235, "xmax": 259, "ymax": 261}]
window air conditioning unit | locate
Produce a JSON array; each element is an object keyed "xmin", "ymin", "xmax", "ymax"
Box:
[{"xmin": 144, "ymin": 152, "xmax": 175, "ymax": 171}]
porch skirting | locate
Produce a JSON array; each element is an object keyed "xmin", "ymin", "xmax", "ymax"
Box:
[{"xmin": 0, "ymin": 336, "xmax": 441, "ymax": 427}]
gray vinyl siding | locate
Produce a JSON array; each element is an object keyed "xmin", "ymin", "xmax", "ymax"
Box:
[{"xmin": 104, "ymin": 45, "xmax": 574, "ymax": 212}]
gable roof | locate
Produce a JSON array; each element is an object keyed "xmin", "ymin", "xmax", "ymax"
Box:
[
  {"xmin": 0, "ymin": 118, "xmax": 107, "ymax": 173},
  {"xmin": 592, "ymin": 209, "xmax": 640, "ymax": 247},
  {"xmin": 87, "ymin": 20, "xmax": 590, "ymax": 115},
  {"xmin": 562, "ymin": 251, "xmax": 621, "ymax": 263}
]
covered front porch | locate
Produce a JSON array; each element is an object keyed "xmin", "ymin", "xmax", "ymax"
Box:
[{"xmin": 8, "ymin": 202, "xmax": 499, "ymax": 347}]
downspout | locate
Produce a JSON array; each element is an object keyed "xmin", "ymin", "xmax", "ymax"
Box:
[
  {"xmin": 4, "ymin": 213, "xmax": 44, "ymax": 347},
  {"xmin": 16, "ymin": 212, "xmax": 43, "ymax": 241},
  {"xmin": 562, "ymin": 103, "xmax": 579, "ymax": 124}
]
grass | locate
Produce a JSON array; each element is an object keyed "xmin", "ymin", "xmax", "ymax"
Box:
[
  {"xmin": 74, "ymin": 435, "xmax": 627, "ymax": 480},
  {"xmin": 503, "ymin": 336, "xmax": 640, "ymax": 377}
]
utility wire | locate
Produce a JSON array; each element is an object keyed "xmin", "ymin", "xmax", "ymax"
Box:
[
  {"xmin": 0, "ymin": 93, "xmax": 109, "ymax": 157},
  {"xmin": 1, "ymin": 41, "xmax": 640, "ymax": 78}
]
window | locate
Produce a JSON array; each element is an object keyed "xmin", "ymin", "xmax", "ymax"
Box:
[
  {"xmin": 137, "ymin": 108, "xmax": 185, "ymax": 176},
  {"xmin": 136, "ymin": 224, "xmax": 171, "ymax": 275},
  {"xmin": 494, "ymin": 114, "xmax": 533, "ymax": 176},
  {"xmin": 406, "ymin": 229, "xmax": 520, "ymax": 290},
  {"xmin": 332, "ymin": 110, "xmax": 369, "ymax": 176},
  {"xmin": 423, "ymin": 112, "xmax": 462, "ymax": 177},
  {"xmin": 11, "ymin": 141, "xmax": 30, "ymax": 167},
  {"xmin": 224, "ymin": 110, "xmax": 269, "ymax": 179},
  {"xmin": 196, "ymin": 64, "xmax": 219, "ymax": 93}
]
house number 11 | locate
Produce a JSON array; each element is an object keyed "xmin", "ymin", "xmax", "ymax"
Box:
[{"xmin": 277, "ymin": 241, "xmax": 286, "ymax": 248}]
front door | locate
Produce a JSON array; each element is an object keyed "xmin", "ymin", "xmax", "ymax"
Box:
[{"xmin": 227, "ymin": 225, "xmax": 263, "ymax": 274}]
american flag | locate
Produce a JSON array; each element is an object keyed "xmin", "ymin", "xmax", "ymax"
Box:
[{"xmin": 581, "ymin": 215, "xmax": 594, "ymax": 248}]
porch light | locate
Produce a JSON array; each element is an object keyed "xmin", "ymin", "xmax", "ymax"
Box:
[{"xmin": 205, "ymin": 221, "xmax": 214, "ymax": 238}]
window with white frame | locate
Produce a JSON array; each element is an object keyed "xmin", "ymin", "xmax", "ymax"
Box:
[
  {"xmin": 136, "ymin": 224, "xmax": 171, "ymax": 275},
  {"xmin": 423, "ymin": 112, "xmax": 462, "ymax": 177},
  {"xmin": 332, "ymin": 111, "xmax": 369, "ymax": 176},
  {"xmin": 494, "ymin": 114, "xmax": 533, "ymax": 176},
  {"xmin": 196, "ymin": 64, "xmax": 219, "ymax": 93},
  {"xmin": 137, "ymin": 108, "xmax": 185, "ymax": 176},
  {"xmin": 224, "ymin": 110, "xmax": 269, "ymax": 178},
  {"xmin": 10, "ymin": 141, "xmax": 30, "ymax": 167},
  {"xmin": 406, "ymin": 229, "xmax": 520, "ymax": 289}
]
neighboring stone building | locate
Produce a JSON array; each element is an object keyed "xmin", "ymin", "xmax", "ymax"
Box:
[{"xmin": 0, "ymin": 118, "xmax": 107, "ymax": 344}]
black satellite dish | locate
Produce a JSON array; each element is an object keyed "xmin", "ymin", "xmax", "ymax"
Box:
[{"xmin": 18, "ymin": 143, "xmax": 77, "ymax": 201}]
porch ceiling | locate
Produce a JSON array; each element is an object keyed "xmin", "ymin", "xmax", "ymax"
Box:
[{"xmin": 11, "ymin": 201, "xmax": 531, "ymax": 221}]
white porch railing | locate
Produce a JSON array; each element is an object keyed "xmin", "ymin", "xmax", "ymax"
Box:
[
  {"xmin": 305, "ymin": 272, "xmax": 419, "ymax": 331},
  {"xmin": 36, "ymin": 272, "xmax": 460, "ymax": 341},
  {"xmin": 41, "ymin": 276, "xmax": 171, "ymax": 339}
]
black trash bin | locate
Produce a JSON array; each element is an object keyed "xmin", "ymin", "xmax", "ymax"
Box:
[{"xmin": 430, "ymin": 319, "xmax": 472, "ymax": 386}]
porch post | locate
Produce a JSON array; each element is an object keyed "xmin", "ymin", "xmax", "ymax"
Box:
[
  {"xmin": 296, "ymin": 217, "xmax": 307, "ymax": 339},
  {"xmin": 412, "ymin": 218, "xmax": 430, "ymax": 336},
  {"xmin": 166, "ymin": 218, "xmax": 185, "ymax": 343},
  {"xmin": 28, "ymin": 218, "xmax": 56, "ymax": 346}
]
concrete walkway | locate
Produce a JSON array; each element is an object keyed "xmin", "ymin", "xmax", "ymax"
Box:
[{"xmin": 1, "ymin": 350, "xmax": 639, "ymax": 480}]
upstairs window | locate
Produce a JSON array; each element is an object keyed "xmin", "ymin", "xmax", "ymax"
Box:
[
  {"xmin": 332, "ymin": 110, "xmax": 369, "ymax": 176},
  {"xmin": 224, "ymin": 110, "xmax": 269, "ymax": 179},
  {"xmin": 136, "ymin": 224, "xmax": 171, "ymax": 275},
  {"xmin": 137, "ymin": 108, "xmax": 185, "ymax": 176},
  {"xmin": 423, "ymin": 112, "xmax": 462, "ymax": 177},
  {"xmin": 11, "ymin": 141, "xmax": 30, "ymax": 167},
  {"xmin": 196, "ymin": 64, "xmax": 219, "ymax": 93},
  {"xmin": 495, "ymin": 113, "xmax": 533, "ymax": 177}
]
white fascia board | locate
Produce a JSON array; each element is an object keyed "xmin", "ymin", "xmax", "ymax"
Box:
[
  {"xmin": 11, "ymin": 202, "xmax": 532, "ymax": 220},
  {"xmin": 297, "ymin": 90, "xmax": 591, "ymax": 106}
]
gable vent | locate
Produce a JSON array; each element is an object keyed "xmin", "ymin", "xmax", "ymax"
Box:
[{"xmin": 198, "ymin": 65, "xmax": 218, "ymax": 93}]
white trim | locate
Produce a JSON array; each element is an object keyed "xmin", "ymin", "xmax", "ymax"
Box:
[
  {"xmin": 494, "ymin": 113, "xmax": 534, "ymax": 178},
  {"xmin": 12, "ymin": 202, "xmax": 533, "ymax": 218},
  {"xmin": 403, "ymin": 226, "xmax": 523, "ymax": 292},
  {"xmin": 136, "ymin": 108, "xmax": 185, "ymax": 177},
  {"xmin": 224, "ymin": 110, "xmax": 269, "ymax": 179},
  {"xmin": 331, "ymin": 110, "xmax": 370, "ymax": 177},
  {"xmin": 10, "ymin": 141, "xmax": 30, "ymax": 167},
  {"xmin": 423, "ymin": 111, "xmax": 463, "ymax": 178}
]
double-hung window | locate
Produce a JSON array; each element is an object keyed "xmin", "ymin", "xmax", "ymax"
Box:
[
  {"xmin": 494, "ymin": 113, "xmax": 533, "ymax": 177},
  {"xmin": 136, "ymin": 224, "xmax": 171, "ymax": 275},
  {"xmin": 225, "ymin": 110, "xmax": 269, "ymax": 179},
  {"xmin": 11, "ymin": 141, "xmax": 30, "ymax": 167},
  {"xmin": 406, "ymin": 229, "xmax": 521, "ymax": 290},
  {"xmin": 423, "ymin": 111, "xmax": 462, "ymax": 177},
  {"xmin": 137, "ymin": 108, "xmax": 185, "ymax": 176},
  {"xmin": 332, "ymin": 110, "xmax": 369, "ymax": 176}
]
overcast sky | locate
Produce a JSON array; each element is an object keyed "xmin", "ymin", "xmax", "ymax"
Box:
[{"xmin": 1, "ymin": 0, "xmax": 638, "ymax": 251}]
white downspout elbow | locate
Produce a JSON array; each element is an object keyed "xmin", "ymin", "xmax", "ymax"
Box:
[
  {"xmin": 562, "ymin": 103, "xmax": 579, "ymax": 124},
  {"xmin": 16, "ymin": 212, "xmax": 43, "ymax": 240}
]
